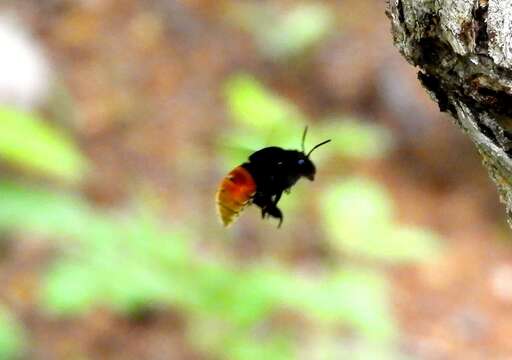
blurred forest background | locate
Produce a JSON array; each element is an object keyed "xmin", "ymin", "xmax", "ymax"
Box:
[{"xmin": 0, "ymin": 0, "xmax": 511, "ymax": 359}]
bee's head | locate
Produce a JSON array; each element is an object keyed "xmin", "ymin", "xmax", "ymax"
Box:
[
  {"xmin": 298, "ymin": 126, "xmax": 330, "ymax": 181},
  {"xmin": 297, "ymin": 156, "xmax": 316, "ymax": 181}
]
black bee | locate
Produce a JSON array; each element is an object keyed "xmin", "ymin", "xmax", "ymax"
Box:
[{"xmin": 216, "ymin": 127, "xmax": 331, "ymax": 227}]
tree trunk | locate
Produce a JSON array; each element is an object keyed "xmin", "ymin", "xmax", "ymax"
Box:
[{"xmin": 386, "ymin": 0, "xmax": 512, "ymax": 228}]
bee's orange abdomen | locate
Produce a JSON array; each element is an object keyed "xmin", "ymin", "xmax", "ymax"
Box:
[{"xmin": 216, "ymin": 166, "xmax": 256, "ymax": 226}]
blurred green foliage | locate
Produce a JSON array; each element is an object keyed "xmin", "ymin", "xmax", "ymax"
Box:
[
  {"xmin": 222, "ymin": 73, "xmax": 305, "ymax": 162},
  {"xmin": 0, "ymin": 306, "xmax": 25, "ymax": 360},
  {"xmin": 0, "ymin": 180, "xmax": 398, "ymax": 359},
  {"xmin": 0, "ymin": 106, "xmax": 88, "ymax": 183},
  {"xmin": 222, "ymin": 75, "xmax": 439, "ymax": 263},
  {"xmin": 323, "ymin": 178, "xmax": 441, "ymax": 262},
  {"xmin": 222, "ymin": 74, "xmax": 392, "ymax": 167},
  {"xmin": 219, "ymin": 73, "xmax": 443, "ymax": 358},
  {"xmin": 224, "ymin": 74, "xmax": 304, "ymax": 130},
  {"xmin": 0, "ymin": 73, "xmax": 442, "ymax": 360},
  {"xmin": 227, "ymin": 3, "xmax": 335, "ymax": 60},
  {"xmin": 318, "ymin": 120, "xmax": 393, "ymax": 160}
]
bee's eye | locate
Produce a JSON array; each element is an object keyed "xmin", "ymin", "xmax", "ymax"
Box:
[{"xmin": 298, "ymin": 159, "xmax": 305, "ymax": 165}]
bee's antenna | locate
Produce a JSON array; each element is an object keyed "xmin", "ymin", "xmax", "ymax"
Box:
[
  {"xmin": 307, "ymin": 139, "xmax": 331, "ymax": 157},
  {"xmin": 301, "ymin": 126, "xmax": 308, "ymax": 153}
]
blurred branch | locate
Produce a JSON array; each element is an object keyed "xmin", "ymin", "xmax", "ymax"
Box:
[{"xmin": 386, "ymin": 0, "xmax": 512, "ymax": 228}]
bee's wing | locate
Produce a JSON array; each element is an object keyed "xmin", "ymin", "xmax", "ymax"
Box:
[{"xmin": 216, "ymin": 166, "xmax": 256, "ymax": 227}]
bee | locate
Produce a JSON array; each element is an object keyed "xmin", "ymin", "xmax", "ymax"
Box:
[{"xmin": 216, "ymin": 127, "xmax": 331, "ymax": 227}]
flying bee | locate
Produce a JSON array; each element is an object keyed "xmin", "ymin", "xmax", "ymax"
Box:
[{"xmin": 216, "ymin": 127, "xmax": 331, "ymax": 227}]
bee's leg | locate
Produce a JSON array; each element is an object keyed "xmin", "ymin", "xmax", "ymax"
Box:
[
  {"xmin": 272, "ymin": 191, "xmax": 283, "ymax": 205},
  {"xmin": 252, "ymin": 192, "xmax": 283, "ymax": 226},
  {"xmin": 265, "ymin": 205, "xmax": 283, "ymax": 228},
  {"xmin": 252, "ymin": 193, "xmax": 271, "ymax": 218}
]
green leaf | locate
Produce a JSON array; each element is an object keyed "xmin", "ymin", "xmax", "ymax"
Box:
[
  {"xmin": 41, "ymin": 261, "xmax": 100, "ymax": 315},
  {"xmin": 0, "ymin": 180, "xmax": 92, "ymax": 239},
  {"xmin": 323, "ymin": 178, "xmax": 393, "ymax": 245},
  {"xmin": 320, "ymin": 119, "xmax": 393, "ymax": 159},
  {"xmin": 385, "ymin": 227, "xmax": 442, "ymax": 262},
  {"xmin": 326, "ymin": 268, "xmax": 397, "ymax": 341},
  {"xmin": 322, "ymin": 178, "xmax": 441, "ymax": 262},
  {"xmin": 0, "ymin": 307, "xmax": 26, "ymax": 360},
  {"xmin": 227, "ymin": 3, "xmax": 335, "ymax": 60},
  {"xmin": 224, "ymin": 74, "xmax": 304, "ymax": 130},
  {"xmin": 224, "ymin": 333, "xmax": 293, "ymax": 360},
  {"xmin": 221, "ymin": 74, "xmax": 309, "ymax": 167},
  {"xmin": 285, "ymin": 267, "xmax": 397, "ymax": 342},
  {"xmin": 260, "ymin": 4, "xmax": 335, "ymax": 59},
  {"xmin": 0, "ymin": 106, "xmax": 88, "ymax": 182}
]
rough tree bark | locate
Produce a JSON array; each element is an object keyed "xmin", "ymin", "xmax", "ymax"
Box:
[{"xmin": 386, "ymin": 0, "xmax": 512, "ymax": 228}]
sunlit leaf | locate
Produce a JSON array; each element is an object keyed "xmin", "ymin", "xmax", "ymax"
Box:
[
  {"xmin": 326, "ymin": 268, "xmax": 396, "ymax": 341},
  {"xmin": 0, "ymin": 180, "xmax": 91, "ymax": 238},
  {"xmin": 227, "ymin": 3, "xmax": 335, "ymax": 60},
  {"xmin": 322, "ymin": 178, "xmax": 441, "ymax": 262},
  {"xmin": 224, "ymin": 74, "xmax": 303, "ymax": 130},
  {"xmin": 41, "ymin": 261, "xmax": 100, "ymax": 315},
  {"xmin": 285, "ymin": 267, "xmax": 397, "ymax": 342},
  {"xmin": 323, "ymin": 178, "xmax": 393, "ymax": 246},
  {"xmin": 320, "ymin": 119, "xmax": 393, "ymax": 159},
  {"xmin": 221, "ymin": 74, "xmax": 309, "ymax": 166},
  {"xmin": 0, "ymin": 307, "xmax": 25, "ymax": 360},
  {"xmin": 224, "ymin": 333, "xmax": 293, "ymax": 360},
  {"xmin": 0, "ymin": 106, "xmax": 88, "ymax": 182},
  {"xmin": 260, "ymin": 4, "xmax": 335, "ymax": 59},
  {"xmin": 385, "ymin": 227, "xmax": 442, "ymax": 262}
]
